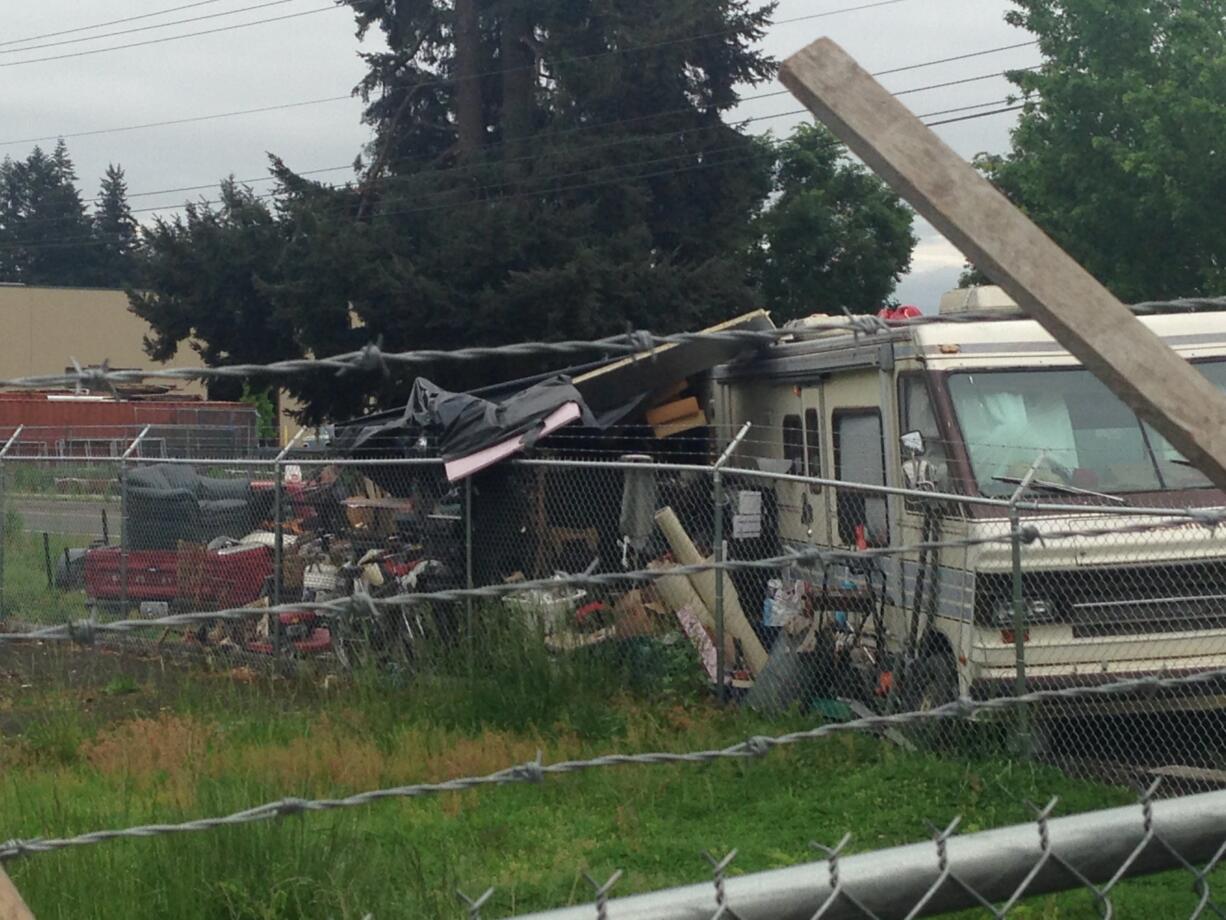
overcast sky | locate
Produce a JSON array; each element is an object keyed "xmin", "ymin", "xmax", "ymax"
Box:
[{"xmin": 2, "ymin": 0, "xmax": 1036, "ymax": 310}]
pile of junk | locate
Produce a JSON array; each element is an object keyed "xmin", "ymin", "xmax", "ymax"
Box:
[
  {"xmin": 59, "ymin": 309, "xmax": 888, "ymax": 708},
  {"xmin": 319, "ymin": 311, "xmax": 883, "ymax": 709},
  {"xmin": 70, "ymin": 459, "xmax": 467, "ymax": 664}
]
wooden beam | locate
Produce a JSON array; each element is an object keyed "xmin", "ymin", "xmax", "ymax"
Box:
[
  {"xmin": 0, "ymin": 865, "xmax": 35, "ymax": 920},
  {"xmin": 779, "ymin": 39, "xmax": 1226, "ymax": 491}
]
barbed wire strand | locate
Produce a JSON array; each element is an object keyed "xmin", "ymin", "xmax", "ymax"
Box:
[
  {"xmin": 0, "ymin": 299, "xmax": 1223, "ymax": 391},
  {"xmin": 3, "ymin": 509, "xmax": 1224, "ymax": 646}
]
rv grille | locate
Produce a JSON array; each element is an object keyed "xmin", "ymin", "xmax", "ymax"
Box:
[{"xmin": 974, "ymin": 559, "xmax": 1226, "ymax": 637}]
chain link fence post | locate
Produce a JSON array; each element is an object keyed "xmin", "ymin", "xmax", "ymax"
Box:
[
  {"xmin": 465, "ymin": 475, "xmax": 474, "ymax": 616},
  {"xmin": 0, "ymin": 427, "xmax": 23, "ymax": 622},
  {"xmin": 1007, "ymin": 455, "xmax": 1043, "ymax": 760},
  {"xmin": 272, "ymin": 430, "xmax": 305, "ymax": 661},
  {"xmin": 118, "ymin": 426, "xmax": 150, "ymax": 620},
  {"xmin": 712, "ymin": 467, "xmax": 726, "ymax": 704},
  {"xmin": 713, "ymin": 423, "xmax": 752, "ymax": 702}
]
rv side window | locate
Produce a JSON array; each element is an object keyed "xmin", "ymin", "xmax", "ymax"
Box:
[
  {"xmin": 804, "ymin": 408, "xmax": 822, "ymax": 491},
  {"xmin": 833, "ymin": 410, "xmax": 888, "ymax": 546},
  {"xmin": 899, "ymin": 375, "xmax": 948, "ymax": 500},
  {"xmin": 899, "ymin": 376, "xmax": 945, "ymax": 460},
  {"xmin": 782, "ymin": 414, "xmax": 804, "ymax": 473}
]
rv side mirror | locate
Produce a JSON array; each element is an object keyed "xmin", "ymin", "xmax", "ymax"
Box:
[{"xmin": 901, "ymin": 430, "xmax": 926, "ymax": 457}]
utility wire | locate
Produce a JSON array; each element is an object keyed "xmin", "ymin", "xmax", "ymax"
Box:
[
  {"xmin": 873, "ymin": 39, "xmax": 1036, "ymax": 76},
  {"xmin": 0, "ymin": 100, "xmax": 1024, "ymax": 245},
  {"xmin": 0, "ymin": 0, "xmax": 904, "ymax": 70},
  {"xmin": 0, "ymin": 0, "xmax": 307, "ymax": 55},
  {"xmin": 925, "ymin": 103, "xmax": 1025, "ymax": 127},
  {"xmin": 0, "ymin": 95, "xmax": 355, "ymax": 149},
  {"xmin": 0, "ymin": 38, "xmax": 1037, "ymax": 147},
  {"xmin": 0, "ymin": 0, "xmax": 231, "ymax": 47},
  {"xmin": 4, "ymin": 52, "xmax": 1039, "ymax": 225},
  {"xmin": 117, "ymin": 96, "xmax": 1015, "ymax": 203},
  {"xmin": 0, "ymin": 5, "xmax": 341, "ymax": 68}
]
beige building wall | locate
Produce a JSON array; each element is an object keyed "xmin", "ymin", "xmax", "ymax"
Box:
[
  {"xmin": 0, "ymin": 284, "xmax": 206, "ymax": 396},
  {"xmin": 0, "ymin": 285, "xmax": 299, "ymax": 444}
]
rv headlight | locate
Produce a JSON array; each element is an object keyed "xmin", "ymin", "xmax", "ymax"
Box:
[{"xmin": 991, "ymin": 598, "xmax": 1053, "ymax": 627}]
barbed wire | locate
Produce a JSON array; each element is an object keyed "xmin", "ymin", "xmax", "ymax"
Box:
[
  {"xmin": 3, "ymin": 508, "xmax": 1225, "ymax": 647},
  {"xmin": 0, "ymin": 296, "xmax": 1222, "ymax": 391},
  {"xmin": 5, "ymin": 665, "xmax": 1226, "ymax": 865},
  {"xmin": 2, "ymin": 512, "xmax": 1226, "ymax": 647}
]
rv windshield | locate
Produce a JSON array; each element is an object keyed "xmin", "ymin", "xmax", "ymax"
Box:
[{"xmin": 948, "ymin": 362, "xmax": 1226, "ymax": 496}]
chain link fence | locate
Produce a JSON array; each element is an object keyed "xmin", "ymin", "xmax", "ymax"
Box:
[{"xmin": 4, "ymin": 430, "xmax": 1226, "ymax": 788}]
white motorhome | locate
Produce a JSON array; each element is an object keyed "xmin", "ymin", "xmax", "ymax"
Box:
[{"xmin": 708, "ymin": 287, "xmax": 1226, "ymax": 707}]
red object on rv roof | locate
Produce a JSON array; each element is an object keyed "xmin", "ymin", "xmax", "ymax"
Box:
[{"xmin": 877, "ymin": 305, "xmax": 922, "ymax": 320}]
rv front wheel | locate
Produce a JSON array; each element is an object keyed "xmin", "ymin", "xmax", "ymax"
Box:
[{"xmin": 909, "ymin": 651, "xmax": 958, "ymax": 712}]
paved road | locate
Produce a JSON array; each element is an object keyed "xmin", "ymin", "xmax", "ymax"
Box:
[{"xmin": 7, "ymin": 497, "xmax": 120, "ymax": 538}]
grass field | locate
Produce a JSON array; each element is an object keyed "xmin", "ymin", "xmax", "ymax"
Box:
[
  {"xmin": 0, "ymin": 637, "xmax": 1219, "ymax": 920},
  {"xmin": 0, "ymin": 515, "xmax": 93, "ymax": 626}
]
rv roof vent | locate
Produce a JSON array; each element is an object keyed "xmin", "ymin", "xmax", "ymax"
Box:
[{"xmin": 938, "ymin": 285, "xmax": 1020, "ymax": 316}]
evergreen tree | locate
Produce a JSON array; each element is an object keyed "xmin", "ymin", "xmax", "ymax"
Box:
[
  {"xmin": 134, "ymin": 2, "xmax": 924, "ymax": 422},
  {"xmin": 0, "ymin": 141, "xmax": 98, "ymax": 286},
  {"xmin": 256, "ymin": 0, "xmax": 779, "ymax": 419},
  {"xmin": 91, "ymin": 164, "xmax": 139, "ymax": 287},
  {"xmin": 128, "ymin": 178, "xmax": 297, "ymax": 402},
  {"xmin": 0, "ymin": 157, "xmax": 19, "ymax": 282}
]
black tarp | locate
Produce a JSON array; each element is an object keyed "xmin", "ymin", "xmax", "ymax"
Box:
[{"xmin": 339, "ymin": 375, "xmax": 598, "ymax": 462}]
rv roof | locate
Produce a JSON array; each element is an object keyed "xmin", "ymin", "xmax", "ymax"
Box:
[{"xmin": 912, "ymin": 310, "xmax": 1226, "ymax": 368}]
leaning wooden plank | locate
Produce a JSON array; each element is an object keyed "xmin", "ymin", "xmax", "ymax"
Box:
[
  {"xmin": 0, "ymin": 864, "xmax": 35, "ymax": 920},
  {"xmin": 573, "ymin": 309, "xmax": 774, "ymax": 416},
  {"xmin": 779, "ymin": 39, "xmax": 1226, "ymax": 490},
  {"xmin": 655, "ymin": 507, "xmax": 769, "ymax": 675}
]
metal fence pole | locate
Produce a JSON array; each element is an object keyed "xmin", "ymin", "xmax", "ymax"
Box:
[
  {"xmin": 712, "ymin": 423, "xmax": 751, "ymax": 702},
  {"xmin": 712, "ymin": 469, "xmax": 726, "ymax": 702},
  {"xmin": 465, "ymin": 475, "xmax": 474, "ymax": 618},
  {"xmin": 1007, "ymin": 454, "xmax": 1043, "ymax": 760},
  {"xmin": 503, "ymin": 789, "xmax": 1226, "ymax": 920},
  {"xmin": 0, "ymin": 426, "xmax": 25, "ymax": 620},
  {"xmin": 119, "ymin": 426, "xmax": 151, "ymax": 618},
  {"xmin": 273, "ymin": 430, "xmax": 306, "ymax": 658}
]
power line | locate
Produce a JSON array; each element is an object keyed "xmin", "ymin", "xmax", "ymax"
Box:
[
  {"xmin": 873, "ymin": 39, "xmax": 1037, "ymax": 76},
  {"xmin": 0, "ymin": 0, "xmax": 915, "ymax": 74},
  {"xmin": 0, "ymin": 103, "xmax": 1027, "ymax": 252},
  {"xmin": 7, "ymin": 72, "xmax": 1024, "ymax": 236},
  {"xmin": 0, "ymin": 5, "xmax": 341, "ymax": 68},
  {"xmin": 925, "ymin": 103, "xmax": 1025, "ymax": 127},
  {"xmin": 0, "ymin": 0, "xmax": 307, "ymax": 55},
  {"xmin": 0, "ymin": 94, "xmax": 355, "ymax": 148},
  {"xmin": 123, "ymin": 96, "xmax": 1013, "ymax": 204},
  {"xmin": 0, "ymin": 0, "xmax": 231, "ymax": 47},
  {"xmin": 0, "ymin": 25, "xmax": 1037, "ymax": 147}
]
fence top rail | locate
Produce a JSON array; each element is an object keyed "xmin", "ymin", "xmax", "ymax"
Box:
[
  {"xmin": 513, "ymin": 457, "xmax": 1226, "ymax": 520},
  {"xmin": 0, "ymin": 449, "xmax": 1218, "ymax": 520},
  {"xmin": 503, "ymin": 787, "xmax": 1226, "ymax": 920}
]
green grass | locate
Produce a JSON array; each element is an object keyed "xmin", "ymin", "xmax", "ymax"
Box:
[
  {"xmin": 0, "ymin": 509, "xmax": 92, "ymax": 625},
  {"xmin": 5, "ymin": 462, "xmax": 118, "ymax": 497},
  {"xmin": 0, "ymin": 640, "xmax": 1218, "ymax": 920}
]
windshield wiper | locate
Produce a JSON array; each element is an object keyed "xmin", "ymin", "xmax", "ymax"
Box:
[{"xmin": 992, "ymin": 475, "xmax": 1128, "ymax": 505}]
